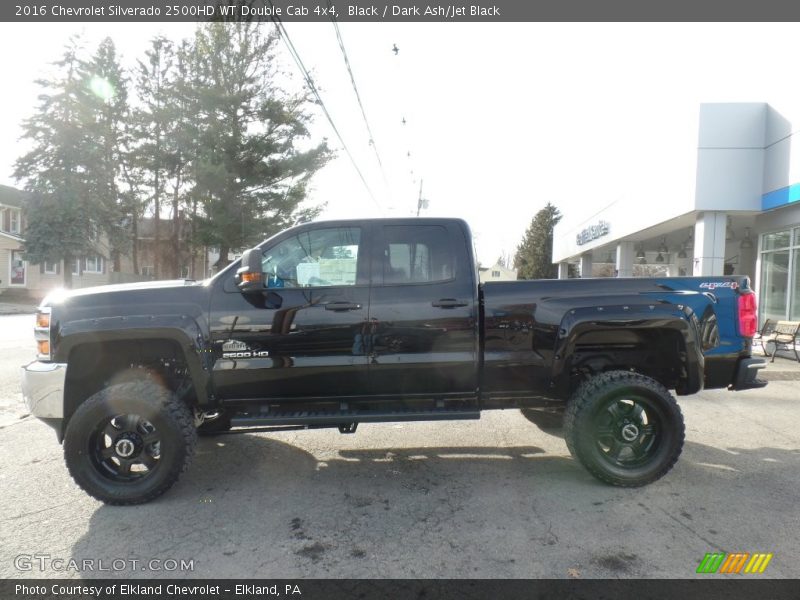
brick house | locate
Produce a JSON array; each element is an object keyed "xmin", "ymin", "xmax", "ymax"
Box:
[{"xmin": 121, "ymin": 216, "xmax": 210, "ymax": 281}]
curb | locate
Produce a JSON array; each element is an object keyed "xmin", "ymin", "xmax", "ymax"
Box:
[{"xmin": 759, "ymin": 369, "xmax": 800, "ymax": 381}]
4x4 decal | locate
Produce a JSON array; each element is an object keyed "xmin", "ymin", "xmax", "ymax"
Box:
[{"xmin": 699, "ymin": 281, "xmax": 739, "ymax": 291}]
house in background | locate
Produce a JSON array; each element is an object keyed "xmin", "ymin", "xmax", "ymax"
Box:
[
  {"xmin": 0, "ymin": 183, "xmax": 220, "ymax": 299},
  {"xmin": 478, "ymin": 261, "xmax": 518, "ymax": 283},
  {"xmin": 0, "ymin": 185, "xmax": 25, "ymax": 293},
  {"xmin": 0, "ymin": 184, "xmax": 114, "ymax": 299},
  {"xmin": 120, "ymin": 216, "xmax": 204, "ymax": 281}
]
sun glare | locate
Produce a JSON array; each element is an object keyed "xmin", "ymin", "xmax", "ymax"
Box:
[{"xmin": 89, "ymin": 75, "xmax": 115, "ymax": 102}]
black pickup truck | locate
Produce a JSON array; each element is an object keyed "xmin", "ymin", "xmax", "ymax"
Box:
[{"xmin": 22, "ymin": 218, "xmax": 767, "ymax": 504}]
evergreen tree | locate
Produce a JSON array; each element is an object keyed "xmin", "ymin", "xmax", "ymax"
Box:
[
  {"xmin": 513, "ymin": 203, "xmax": 563, "ymax": 279},
  {"xmin": 85, "ymin": 37, "xmax": 131, "ymax": 272},
  {"xmin": 130, "ymin": 36, "xmax": 179, "ymax": 279},
  {"xmin": 16, "ymin": 25, "xmax": 331, "ymax": 283},
  {"xmin": 188, "ymin": 23, "xmax": 330, "ymax": 269},
  {"xmin": 13, "ymin": 39, "xmax": 102, "ymax": 288}
]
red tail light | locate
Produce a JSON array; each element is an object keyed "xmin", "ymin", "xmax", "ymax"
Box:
[{"xmin": 737, "ymin": 291, "xmax": 757, "ymax": 338}]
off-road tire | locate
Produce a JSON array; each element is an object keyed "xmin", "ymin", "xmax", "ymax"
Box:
[
  {"xmin": 564, "ymin": 370, "xmax": 685, "ymax": 487},
  {"xmin": 63, "ymin": 379, "xmax": 197, "ymax": 505}
]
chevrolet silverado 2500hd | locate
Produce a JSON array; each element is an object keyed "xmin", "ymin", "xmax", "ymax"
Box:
[{"xmin": 21, "ymin": 218, "xmax": 767, "ymax": 504}]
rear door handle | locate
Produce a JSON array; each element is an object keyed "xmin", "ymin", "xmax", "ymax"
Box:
[
  {"xmin": 432, "ymin": 298, "xmax": 468, "ymax": 308},
  {"xmin": 324, "ymin": 301, "xmax": 362, "ymax": 311}
]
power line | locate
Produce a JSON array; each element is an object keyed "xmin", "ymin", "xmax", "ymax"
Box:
[
  {"xmin": 327, "ymin": 4, "xmax": 391, "ymax": 196},
  {"xmin": 384, "ymin": 38, "xmax": 424, "ymax": 214},
  {"xmin": 266, "ymin": 3, "xmax": 383, "ymax": 213}
]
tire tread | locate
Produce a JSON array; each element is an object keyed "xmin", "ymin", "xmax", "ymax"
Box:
[
  {"xmin": 563, "ymin": 370, "xmax": 685, "ymax": 487},
  {"xmin": 64, "ymin": 379, "xmax": 197, "ymax": 505}
]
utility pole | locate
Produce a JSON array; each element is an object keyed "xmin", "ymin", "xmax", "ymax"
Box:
[{"xmin": 416, "ymin": 179, "xmax": 428, "ymax": 216}]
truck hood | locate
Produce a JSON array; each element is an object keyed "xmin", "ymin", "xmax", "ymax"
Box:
[{"xmin": 41, "ymin": 279, "xmax": 204, "ymax": 307}]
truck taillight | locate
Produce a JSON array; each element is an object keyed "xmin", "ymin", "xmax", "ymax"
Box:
[
  {"xmin": 34, "ymin": 307, "xmax": 52, "ymax": 361},
  {"xmin": 737, "ymin": 291, "xmax": 757, "ymax": 338}
]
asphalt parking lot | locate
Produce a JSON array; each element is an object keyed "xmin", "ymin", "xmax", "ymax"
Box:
[{"xmin": 1, "ymin": 312, "xmax": 799, "ymax": 579}]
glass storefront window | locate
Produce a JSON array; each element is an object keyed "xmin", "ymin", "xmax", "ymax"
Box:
[
  {"xmin": 760, "ymin": 250, "xmax": 790, "ymax": 323},
  {"xmin": 791, "ymin": 249, "xmax": 800, "ymax": 321},
  {"xmin": 762, "ymin": 229, "xmax": 792, "ymax": 251}
]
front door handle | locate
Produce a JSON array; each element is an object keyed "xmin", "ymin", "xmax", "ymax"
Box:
[
  {"xmin": 324, "ymin": 301, "xmax": 362, "ymax": 311},
  {"xmin": 432, "ymin": 298, "xmax": 468, "ymax": 308}
]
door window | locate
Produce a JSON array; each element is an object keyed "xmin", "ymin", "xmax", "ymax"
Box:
[
  {"xmin": 382, "ymin": 225, "xmax": 453, "ymax": 284},
  {"xmin": 262, "ymin": 227, "xmax": 361, "ymax": 288},
  {"xmin": 10, "ymin": 250, "xmax": 25, "ymax": 285}
]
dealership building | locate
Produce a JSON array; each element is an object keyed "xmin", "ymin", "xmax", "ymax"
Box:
[{"xmin": 553, "ymin": 103, "xmax": 800, "ymax": 324}]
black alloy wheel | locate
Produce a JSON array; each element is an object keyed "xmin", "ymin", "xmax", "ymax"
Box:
[
  {"xmin": 592, "ymin": 395, "xmax": 661, "ymax": 469},
  {"xmin": 90, "ymin": 414, "xmax": 162, "ymax": 482},
  {"xmin": 564, "ymin": 370, "xmax": 685, "ymax": 487},
  {"xmin": 64, "ymin": 379, "xmax": 196, "ymax": 505}
]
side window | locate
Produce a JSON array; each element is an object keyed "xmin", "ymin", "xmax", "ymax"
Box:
[
  {"xmin": 382, "ymin": 225, "xmax": 453, "ymax": 284},
  {"xmin": 261, "ymin": 227, "xmax": 361, "ymax": 288}
]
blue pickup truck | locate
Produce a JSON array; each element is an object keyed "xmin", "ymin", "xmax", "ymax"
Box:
[{"xmin": 21, "ymin": 218, "xmax": 767, "ymax": 504}]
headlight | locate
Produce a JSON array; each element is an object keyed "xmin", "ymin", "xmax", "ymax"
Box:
[{"xmin": 34, "ymin": 307, "xmax": 52, "ymax": 361}]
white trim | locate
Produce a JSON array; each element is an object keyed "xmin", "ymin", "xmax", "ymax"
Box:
[
  {"xmin": 0, "ymin": 230, "xmax": 23, "ymax": 242},
  {"xmin": 754, "ymin": 230, "xmax": 764, "ymax": 324},
  {"xmin": 9, "ymin": 250, "xmax": 26, "ymax": 287},
  {"xmin": 43, "ymin": 260, "xmax": 58, "ymax": 275}
]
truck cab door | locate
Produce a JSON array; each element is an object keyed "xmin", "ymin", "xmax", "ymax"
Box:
[
  {"xmin": 209, "ymin": 224, "xmax": 371, "ymax": 402},
  {"xmin": 367, "ymin": 222, "xmax": 479, "ymax": 398}
]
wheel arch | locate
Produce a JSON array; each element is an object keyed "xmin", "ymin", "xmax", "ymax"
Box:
[
  {"xmin": 552, "ymin": 306, "xmax": 705, "ymax": 397},
  {"xmin": 58, "ymin": 323, "xmax": 214, "ymax": 441}
]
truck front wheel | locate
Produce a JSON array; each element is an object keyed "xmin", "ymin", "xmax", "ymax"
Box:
[
  {"xmin": 63, "ymin": 380, "xmax": 197, "ymax": 505},
  {"xmin": 564, "ymin": 370, "xmax": 685, "ymax": 487}
]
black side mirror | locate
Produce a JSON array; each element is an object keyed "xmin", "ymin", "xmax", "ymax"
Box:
[
  {"xmin": 265, "ymin": 291, "xmax": 283, "ymax": 309},
  {"xmin": 235, "ymin": 248, "xmax": 264, "ymax": 293}
]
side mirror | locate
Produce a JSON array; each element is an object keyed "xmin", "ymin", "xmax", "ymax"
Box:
[{"xmin": 235, "ymin": 248, "xmax": 264, "ymax": 293}]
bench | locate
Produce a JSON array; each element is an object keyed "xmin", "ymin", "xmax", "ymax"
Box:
[
  {"xmin": 753, "ymin": 318, "xmax": 774, "ymax": 350},
  {"xmin": 760, "ymin": 319, "xmax": 800, "ymax": 363}
]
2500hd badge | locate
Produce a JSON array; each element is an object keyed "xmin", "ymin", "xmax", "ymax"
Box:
[{"xmin": 221, "ymin": 340, "xmax": 269, "ymax": 359}]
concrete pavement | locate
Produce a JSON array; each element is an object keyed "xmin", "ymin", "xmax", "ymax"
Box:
[
  {"xmin": 0, "ymin": 313, "xmax": 799, "ymax": 579},
  {"xmin": 751, "ymin": 344, "xmax": 800, "ymax": 381},
  {"xmin": 0, "ymin": 301, "xmax": 37, "ymax": 315}
]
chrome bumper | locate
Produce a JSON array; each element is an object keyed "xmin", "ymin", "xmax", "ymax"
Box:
[{"xmin": 21, "ymin": 361, "xmax": 67, "ymax": 419}]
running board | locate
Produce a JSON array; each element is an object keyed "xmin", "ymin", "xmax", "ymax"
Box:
[{"xmin": 230, "ymin": 408, "xmax": 480, "ymax": 428}]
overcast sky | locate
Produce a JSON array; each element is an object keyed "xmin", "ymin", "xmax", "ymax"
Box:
[{"xmin": 3, "ymin": 22, "xmax": 800, "ymax": 264}]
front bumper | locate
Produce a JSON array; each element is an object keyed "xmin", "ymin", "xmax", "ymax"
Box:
[
  {"xmin": 729, "ymin": 357, "xmax": 768, "ymax": 391},
  {"xmin": 21, "ymin": 361, "xmax": 67, "ymax": 418}
]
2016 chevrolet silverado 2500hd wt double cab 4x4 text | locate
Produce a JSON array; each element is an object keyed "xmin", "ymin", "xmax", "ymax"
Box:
[{"xmin": 21, "ymin": 218, "xmax": 767, "ymax": 504}]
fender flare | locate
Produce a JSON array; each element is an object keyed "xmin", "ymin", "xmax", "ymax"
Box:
[
  {"xmin": 552, "ymin": 303, "xmax": 705, "ymax": 395},
  {"xmin": 55, "ymin": 314, "xmax": 214, "ymax": 406}
]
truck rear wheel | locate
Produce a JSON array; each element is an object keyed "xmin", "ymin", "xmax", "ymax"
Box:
[
  {"xmin": 63, "ymin": 380, "xmax": 197, "ymax": 505},
  {"xmin": 564, "ymin": 370, "xmax": 684, "ymax": 487}
]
